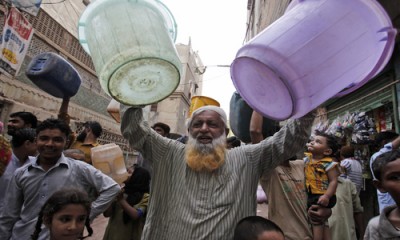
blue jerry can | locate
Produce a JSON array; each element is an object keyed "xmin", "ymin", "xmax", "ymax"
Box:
[{"xmin": 25, "ymin": 52, "xmax": 81, "ymax": 98}]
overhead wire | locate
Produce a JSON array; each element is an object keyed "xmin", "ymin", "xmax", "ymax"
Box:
[
  {"xmin": 63, "ymin": 0, "xmax": 81, "ymax": 18},
  {"xmin": 61, "ymin": 0, "xmax": 81, "ymax": 30},
  {"xmin": 42, "ymin": 0, "xmax": 66, "ymax": 5}
]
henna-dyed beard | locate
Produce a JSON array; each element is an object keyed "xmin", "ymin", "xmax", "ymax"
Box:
[{"xmin": 185, "ymin": 134, "xmax": 227, "ymax": 172}]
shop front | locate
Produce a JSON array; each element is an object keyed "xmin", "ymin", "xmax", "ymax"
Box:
[{"xmin": 315, "ymin": 69, "xmax": 399, "ymax": 222}]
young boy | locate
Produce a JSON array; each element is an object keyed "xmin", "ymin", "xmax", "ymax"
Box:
[
  {"xmin": 233, "ymin": 216, "xmax": 285, "ymax": 240},
  {"xmin": 0, "ymin": 118, "xmax": 120, "ymax": 240},
  {"xmin": 365, "ymin": 149, "xmax": 400, "ymax": 239},
  {"xmin": 304, "ymin": 131, "xmax": 339, "ymax": 240}
]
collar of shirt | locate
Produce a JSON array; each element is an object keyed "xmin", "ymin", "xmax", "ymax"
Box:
[{"xmin": 28, "ymin": 154, "xmax": 70, "ymax": 171}]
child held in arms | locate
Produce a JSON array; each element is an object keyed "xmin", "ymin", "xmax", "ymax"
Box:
[{"xmin": 304, "ymin": 131, "xmax": 340, "ymax": 240}]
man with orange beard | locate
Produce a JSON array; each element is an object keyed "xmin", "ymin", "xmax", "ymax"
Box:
[{"xmin": 120, "ymin": 105, "xmax": 315, "ymax": 240}]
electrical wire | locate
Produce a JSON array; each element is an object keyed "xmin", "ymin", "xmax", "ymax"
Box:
[
  {"xmin": 42, "ymin": 0, "xmax": 66, "ymax": 5},
  {"xmin": 62, "ymin": 0, "xmax": 81, "ymax": 18}
]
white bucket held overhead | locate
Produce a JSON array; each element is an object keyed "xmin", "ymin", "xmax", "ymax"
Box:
[{"xmin": 78, "ymin": 0, "xmax": 182, "ymax": 106}]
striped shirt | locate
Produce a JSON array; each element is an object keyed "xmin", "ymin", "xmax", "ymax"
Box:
[
  {"xmin": 120, "ymin": 106, "xmax": 314, "ymax": 240},
  {"xmin": 340, "ymin": 158, "xmax": 363, "ymax": 193}
]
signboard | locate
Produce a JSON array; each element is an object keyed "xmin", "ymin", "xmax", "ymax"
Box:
[
  {"xmin": 0, "ymin": 7, "xmax": 34, "ymax": 76},
  {"xmin": 11, "ymin": 0, "xmax": 42, "ymax": 16}
]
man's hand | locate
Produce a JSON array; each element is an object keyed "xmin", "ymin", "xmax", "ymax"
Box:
[{"xmin": 308, "ymin": 204, "xmax": 332, "ymax": 225}]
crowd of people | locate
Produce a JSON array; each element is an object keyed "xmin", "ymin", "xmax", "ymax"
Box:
[{"xmin": 0, "ymin": 105, "xmax": 399, "ymax": 240}]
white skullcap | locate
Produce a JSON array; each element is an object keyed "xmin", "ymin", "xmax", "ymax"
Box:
[{"xmin": 186, "ymin": 105, "xmax": 227, "ymax": 128}]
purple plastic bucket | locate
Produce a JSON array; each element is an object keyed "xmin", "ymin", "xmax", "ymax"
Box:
[{"xmin": 231, "ymin": 0, "xmax": 396, "ymax": 120}]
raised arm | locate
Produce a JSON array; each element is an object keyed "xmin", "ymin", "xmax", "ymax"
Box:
[
  {"xmin": 249, "ymin": 111, "xmax": 264, "ymax": 144},
  {"xmin": 120, "ymin": 106, "xmax": 148, "ymax": 150},
  {"xmin": 252, "ymin": 111, "xmax": 315, "ymax": 175},
  {"xmin": 391, "ymin": 135, "xmax": 400, "ymax": 150},
  {"xmin": 120, "ymin": 105, "xmax": 178, "ymax": 166}
]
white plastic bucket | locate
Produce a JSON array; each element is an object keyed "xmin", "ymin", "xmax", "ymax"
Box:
[{"xmin": 78, "ymin": 0, "xmax": 182, "ymax": 106}]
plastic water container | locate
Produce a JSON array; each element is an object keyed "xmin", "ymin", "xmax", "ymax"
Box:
[
  {"xmin": 78, "ymin": 0, "xmax": 182, "ymax": 106},
  {"xmin": 188, "ymin": 96, "xmax": 220, "ymax": 117},
  {"xmin": 229, "ymin": 92, "xmax": 277, "ymax": 143},
  {"xmin": 25, "ymin": 52, "xmax": 81, "ymax": 98},
  {"xmin": 91, "ymin": 143, "xmax": 129, "ymax": 185},
  {"xmin": 231, "ymin": 0, "xmax": 396, "ymax": 120}
]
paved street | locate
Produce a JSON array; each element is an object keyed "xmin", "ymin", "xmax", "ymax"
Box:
[{"xmin": 85, "ymin": 203, "xmax": 269, "ymax": 239}]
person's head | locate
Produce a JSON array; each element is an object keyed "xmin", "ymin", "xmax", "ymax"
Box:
[
  {"xmin": 11, "ymin": 128, "xmax": 37, "ymax": 156},
  {"xmin": 63, "ymin": 149, "xmax": 85, "ymax": 161},
  {"xmin": 227, "ymin": 136, "xmax": 241, "ymax": 149},
  {"xmin": 152, "ymin": 122, "xmax": 170, "ymax": 137},
  {"xmin": 76, "ymin": 121, "xmax": 102, "ymax": 142},
  {"xmin": 36, "ymin": 119, "xmax": 71, "ymax": 163},
  {"xmin": 372, "ymin": 150, "xmax": 400, "ymax": 205},
  {"xmin": 31, "ymin": 188, "xmax": 92, "ymax": 240},
  {"xmin": 185, "ymin": 106, "xmax": 229, "ymax": 172},
  {"xmin": 7, "ymin": 111, "xmax": 38, "ymax": 136},
  {"xmin": 374, "ymin": 131, "xmax": 399, "ymax": 148},
  {"xmin": 306, "ymin": 131, "xmax": 339, "ymax": 158},
  {"xmin": 340, "ymin": 145, "xmax": 354, "ymax": 159},
  {"xmin": 234, "ymin": 216, "xmax": 285, "ymax": 240},
  {"xmin": 124, "ymin": 166, "xmax": 151, "ymax": 193}
]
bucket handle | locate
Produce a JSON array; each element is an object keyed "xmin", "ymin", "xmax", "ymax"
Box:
[{"xmin": 335, "ymin": 28, "xmax": 397, "ymax": 97}]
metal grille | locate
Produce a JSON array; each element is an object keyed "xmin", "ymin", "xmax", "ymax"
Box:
[
  {"xmin": 69, "ymin": 60, "xmax": 103, "ymax": 95},
  {"xmin": 27, "ymin": 35, "xmax": 58, "ymax": 57},
  {"xmin": 22, "ymin": 9, "xmax": 95, "ymax": 70},
  {"xmin": 74, "ymin": 123, "xmax": 132, "ymax": 153}
]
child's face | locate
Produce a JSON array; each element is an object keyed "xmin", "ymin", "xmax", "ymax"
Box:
[
  {"xmin": 48, "ymin": 204, "xmax": 87, "ymax": 240},
  {"xmin": 375, "ymin": 158, "xmax": 400, "ymax": 203},
  {"xmin": 306, "ymin": 135, "xmax": 331, "ymax": 156},
  {"xmin": 257, "ymin": 230, "xmax": 285, "ymax": 240}
]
